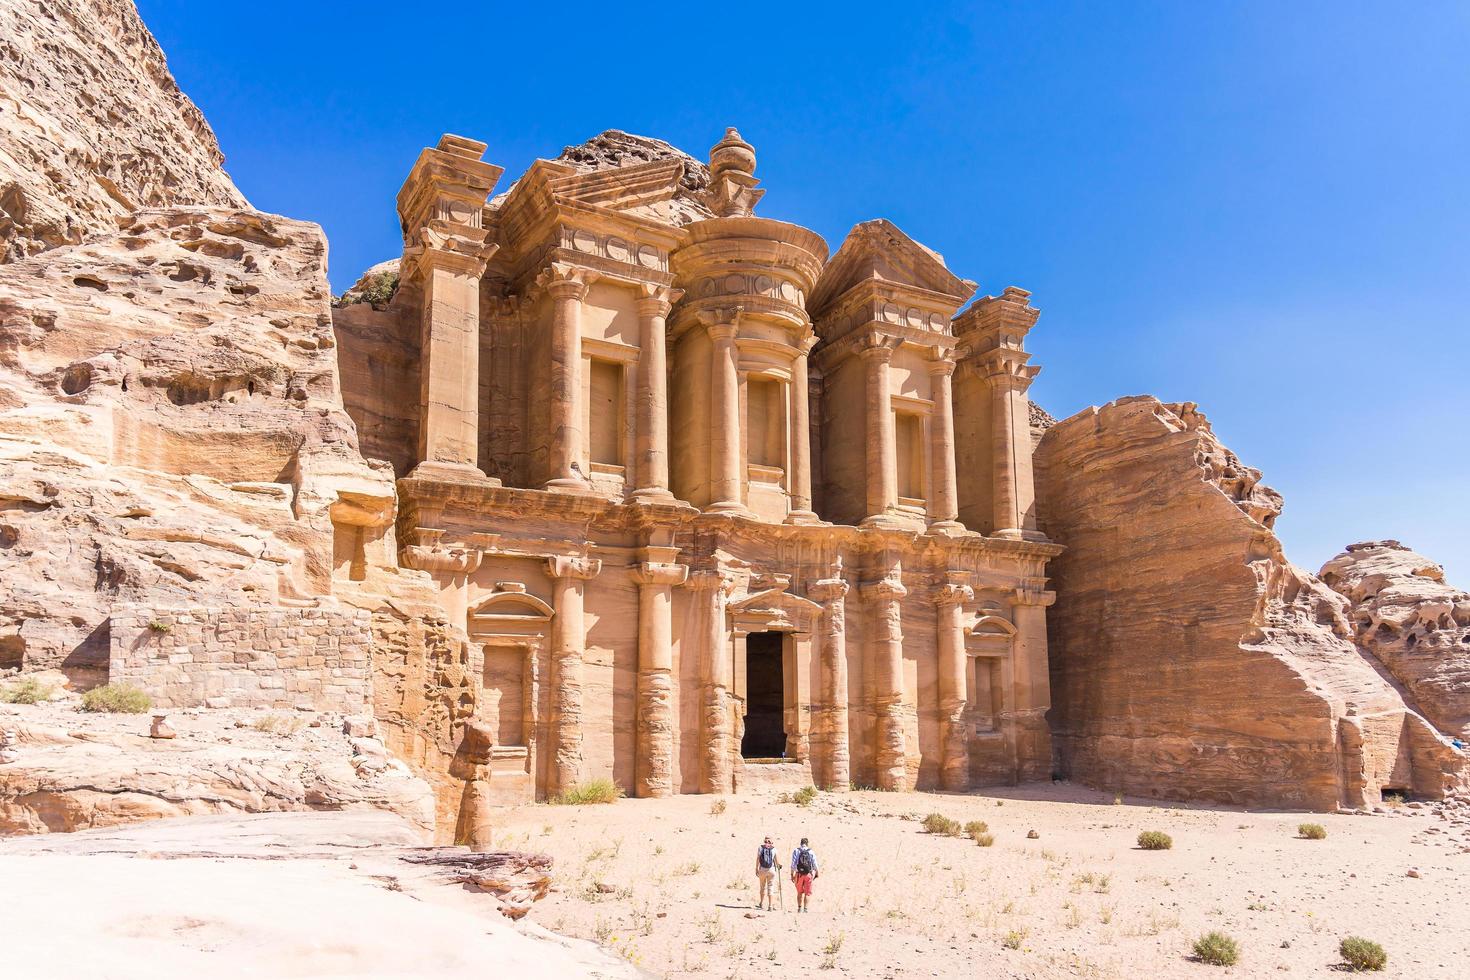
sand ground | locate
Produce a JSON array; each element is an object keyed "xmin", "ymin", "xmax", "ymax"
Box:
[{"xmin": 493, "ymin": 784, "xmax": 1470, "ymax": 979}]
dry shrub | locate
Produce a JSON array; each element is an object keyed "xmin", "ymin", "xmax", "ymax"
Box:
[
  {"xmin": 1339, "ymin": 936, "xmax": 1387, "ymax": 971},
  {"xmin": 0, "ymin": 677, "xmax": 54, "ymax": 704},
  {"xmin": 253, "ymin": 713, "xmax": 306, "ymax": 735},
  {"xmin": 709, "ymin": 798, "xmax": 728, "ymax": 815},
  {"xmin": 1137, "ymin": 830, "xmax": 1173, "ymax": 850},
  {"xmin": 1192, "ymin": 931, "xmax": 1239, "ymax": 966},
  {"xmin": 80, "ymin": 684, "xmax": 151, "ymax": 714},
  {"xmin": 921, "ymin": 813, "xmax": 962, "ymax": 836},
  {"xmin": 551, "ymin": 778, "xmax": 623, "ymax": 805},
  {"xmin": 1298, "ymin": 822, "xmax": 1327, "ymax": 840}
]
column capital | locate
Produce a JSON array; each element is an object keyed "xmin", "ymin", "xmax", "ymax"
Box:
[
  {"xmin": 857, "ymin": 331, "xmax": 900, "ymax": 363},
  {"xmin": 546, "ymin": 555, "xmax": 602, "ymax": 580},
  {"xmin": 636, "ymin": 283, "xmax": 684, "ymax": 318},
  {"xmin": 926, "ymin": 354, "xmax": 957, "ymax": 378},
  {"xmin": 808, "ymin": 578, "xmax": 849, "ymax": 602},
  {"xmin": 861, "ymin": 576, "xmax": 908, "ymax": 601},
  {"xmin": 688, "ymin": 568, "xmax": 739, "ymax": 594},
  {"xmin": 1012, "ymin": 585, "xmax": 1056, "ymax": 607},
  {"xmin": 536, "ymin": 262, "xmax": 597, "ymax": 301},
  {"xmin": 400, "ymin": 545, "xmax": 483, "ymax": 574},
  {"xmin": 697, "ymin": 306, "xmax": 744, "ymax": 341},
  {"xmin": 635, "ymin": 561, "xmax": 689, "ymax": 587},
  {"xmin": 936, "ymin": 582, "xmax": 974, "ymax": 607}
]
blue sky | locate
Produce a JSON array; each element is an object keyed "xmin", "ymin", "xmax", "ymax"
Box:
[{"xmin": 137, "ymin": 0, "xmax": 1469, "ymax": 580}]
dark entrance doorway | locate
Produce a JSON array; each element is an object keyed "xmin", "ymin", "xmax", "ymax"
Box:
[{"xmin": 741, "ymin": 631, "xmax": 786, "ymax": 758}]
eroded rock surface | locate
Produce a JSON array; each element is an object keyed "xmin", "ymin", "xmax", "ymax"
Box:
[
  {"xmin": 1037, "ymin": 396, "xmax": 1467, "ymax": 808},
  {"xmin": 1322, "ymin": 541, "xmax": 1470, "ymax": 739},
  {"xmin": 0, "ymin": 0, "xmax": 248, "ymax": 261}
]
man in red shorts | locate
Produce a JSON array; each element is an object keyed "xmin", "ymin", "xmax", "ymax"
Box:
[{"xmin": 789, "ymin": 837, "xmax": 819, "ymax": 912}]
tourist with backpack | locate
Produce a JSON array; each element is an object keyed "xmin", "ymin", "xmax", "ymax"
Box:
[
  {"xmin": 790, "ymin": 837, "xmax": 819, "ymax": 912},
  {"xmin": 755, "ymin": 836, "xmax": 781, "ymax": 910}
]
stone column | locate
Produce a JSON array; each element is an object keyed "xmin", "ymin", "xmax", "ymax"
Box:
[
  {"xmin": 787, "ymin": 337, "xmax": 817, "ymax": 521},
  {"xmin": 545, "ymin": 555, "xmax": 601, "ymax": 794},
  {"xmin": 862, "ymin": 564, "xmax": 908, "ymax": 791},
  {"xmin": 707, "ymin": 319, "xmax": 744, "ymax": 512},
  {"xmin": 861, "ymin": 337, "xmax": 898, "ymax": 525},
  {"xmin": 809, "ymin": 571, "xmax": 850, "ymax": 791},
  {"xmin": 691, "ymin": 570, "xmax": 735, "ymax": 793},
  {"xmin": 633, "ymin": 285, "xmax": 680, "ymax": 499},
  {"xmin": 988, "ymin": 373, "xmax": 1025, "ymax": 536},
  {"xmin": 926, "ymin": 355, "xmax": 961, "ymax": 530},
  {"xmin": 936, "ymin": 580, "xmax": 974, "ymax": 790},
  {"xmin": 633, "ymin": 556, "xmax": 688, "ymax": 797},
  {"xmin": 396, "ymin": 134, "xmax": 501, "ymax": 482},
  {"xmin": 540, "ymin": 264, "xmax": 594, "ymax": 490},
  {"xmin": 1010, "ymin": 585, "xmax": 1056, "ymax": 782}
]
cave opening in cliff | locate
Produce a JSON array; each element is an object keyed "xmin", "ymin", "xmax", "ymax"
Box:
[{"xmin": 741, "ymin": 631, "xmax": 786, "ymax": 759}]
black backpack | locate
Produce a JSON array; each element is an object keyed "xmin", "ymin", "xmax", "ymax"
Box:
[
  {"xmin": 795, "ymin": 847, "xmax": 814, "ymax": 875},
  {"xmin": 758, "ymin": 844, "xmax": 775, "ymax": 869}
]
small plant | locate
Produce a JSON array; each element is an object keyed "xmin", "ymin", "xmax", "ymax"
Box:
[
  {"xmin": 1192, "ymin": 931, "xmax": 1239, "ymax": 966},
  {"xmin": 679, "ymin": 860, "xmax": 702, "ymax": 876},
  {"xmin": 1381, "ymin": 791, "xmax": 1406, "ymax": 807},
  {"xmin": 550, "ymin": 778, "xmax": 623, "ymax": 805},
  {"xmin": 1001, "ymin": 928, "xmax": 1027, "ymax": 950},
  {"xmin": 922, "ymin": 812, "xmax": 962, "ymax": 836},
  {"xmin": 593, "ymin": 917, "xmax": 614, "ymax": 944},
  {"xmin": 709, "ymin": 798, "xmax": 727, "ymax": 815},
  {"xmin": 252, "ymin": 712, "xmax": 305, "ymax": 735},
  {"xmin": 1113, "ymin": 792, "xmax": 1124, "ymax": 805},
  {"xmin": 964, "ymin": 819, "xmax": 989, "ymax": 839},
  {"xmin": 80, "ymin": 683, "xmax": 151, "ymax": 714},
  {"xmin": 974, "ymin": 832, "xmax": 995, "ymax": 847},
  {"xmin": 822, "ymin": 931, "xmax": 845, "ymax": 955},
  {"xmin": 1137, "ymin": 830, "xmax": 1173, "ymax": 850},
  {"xmin": 338, "ymin": 269, "xmax": 400, "ymax": 308},
  {"xmin": 1298, "ymin": 822, "xmax": 1327, "ymax": 840},
  {"xmin": 1339, "ymin": 936, "xmax": 1387, "ymax": 972},
  {"xmin": 0, "ymin": 677, "xmax": 55, "ymax": 704},
  {"xmin": 786, "ymin": 785, "xmax": 817, "ymax": 806},
  {"xmin": 147, "ymin": 620, "xmax": 172, "ymax": 635}
]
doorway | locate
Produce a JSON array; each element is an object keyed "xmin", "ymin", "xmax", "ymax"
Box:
[{"xmin": 741, "ymin": 631, "xmax": 786, "ymax": 758}]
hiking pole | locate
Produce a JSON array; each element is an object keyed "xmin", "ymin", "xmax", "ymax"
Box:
[{"xmin": 779, "ymin": 863, "xmax": 785, "ymax": 911}]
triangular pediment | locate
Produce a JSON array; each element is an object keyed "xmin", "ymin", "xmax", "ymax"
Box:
[
  {"xmin": 809, "ymin": 218, "xmax": 975, "ymax": 316},
  {"xmin": 546, "ymin": 157, "xmax": 687, "ymax": 214}
]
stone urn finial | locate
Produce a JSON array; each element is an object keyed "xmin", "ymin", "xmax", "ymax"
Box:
[{"xmin": 706, "ymin": 126, "xmax": 764, "ymax": 218}]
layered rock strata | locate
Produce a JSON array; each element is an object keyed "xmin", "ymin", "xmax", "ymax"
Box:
[{"xmin": 1036, "ymin": 397, "xmax": 1466, "ymax": 809}]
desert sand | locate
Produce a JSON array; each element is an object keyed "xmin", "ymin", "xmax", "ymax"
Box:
[{"xmin": 492, "ymin": 784, "xmax": 1470, "ymax": 979}]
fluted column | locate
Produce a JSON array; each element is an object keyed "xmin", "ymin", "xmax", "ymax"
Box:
[
  {"xmin": 633, "ymin": 285, "xmax": 680, "ymax": 498},
  {"xmin": 707, "ymin": 319, "xmax": 744, "ymax": 512},
  {"xmin": 936, "ymin": 580, "xmax": 974, "ymax": 790},
  {"xmin": 927, "ymin": 355, "xmax": 961, "ymax": 530},
  {"xmin": 691, "ymin": 569, "xmax": 735, "ymax": 793},
  {"xmin": 545, "ymin": 555, "xmax": 601, "ymax": 795},
  {"xmin": 787, "ymin": 337, "xmax": 817, "ymax": 521},
  {"xmin": 862, "ymin": 564, "xmax": 908, "ymax": 791},
  {"xmin": 634, "ymin": 556, "xmax": 688, "ymax": 797},
  {"xmin": 809, "ymin": 571, "xmax": 850, "ymax": 790},
  {"xmin": 540, "ymin": 265, "xmax": 594, "ymax": 490},
  {"xmin": 860, "ymin": 337, "xmax": 899, "ymax": 525}
]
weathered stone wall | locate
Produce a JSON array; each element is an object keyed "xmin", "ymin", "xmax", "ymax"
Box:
[
  {"xmin": 109, "ymin": 604, "xmax": 372, "ymax": 711},
  {"xmin": 1036, "ymin": 396, "xmax": 1467, "ymax": 809}
]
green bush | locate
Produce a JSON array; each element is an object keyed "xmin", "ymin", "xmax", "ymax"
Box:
[
  {"xmin": 1137, "ymin": 830, "xmax": 1173, "ymax": 850},
  {"xmin": 791, "ymin": 785, "xmax": 818, "ymax": 806},
  {"xmin": 0, "ymin": 677, "xmax": 55, "ymax": 704},
  {"xmin": 80, "ymin": 684, "xmax": 151, "ymax": 714},
  {"xmin": 1339, "ymin": 936, "xmax": 1387, "ymax": 972},
  {"xmin": 549, "ymin": 778, "xmax": 623, "ymax": 805},
  {"xmin": 921, "ymin": 812, "xmax": 962, "ymax": 836},
  {"xmin": 1298, "ymin": 822, "xmax": 1327, "ymax": 840},
  {"xmin": 1192, "ymin": 931, "xmax": 1239, "ymax": 966}
]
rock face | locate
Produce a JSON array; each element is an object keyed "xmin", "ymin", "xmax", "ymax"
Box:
[
  {"xmin": 1036, "ymin": 397, "xmax": 1467, "ymax": 808},
  {"xmin": 0, "ymin": 0, "xmax": 248, "ymax": 262},
  {"xmin": 0, "ymin": 698, "xmax": 435, "ymax": 838},
  {"xmin": 1321, "ymin": 541, "xmax": 1470, "ymax": 740}
]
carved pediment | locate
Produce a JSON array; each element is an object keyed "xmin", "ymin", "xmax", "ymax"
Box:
[
  {"xmin": 809, "ymin": 218, "xmax": 976, "ymax": 320},
  {"xmin": 728, "ymin": 585, "xmax": 823, "ymax": 632},
  {"xmin": 547, "ymin": 157, "xmax": 688, "ymax": 215}
]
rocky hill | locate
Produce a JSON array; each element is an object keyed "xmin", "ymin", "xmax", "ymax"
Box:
[{"xmin": 0, "ymin": 0, "xmax": 248, "ymax": 262}]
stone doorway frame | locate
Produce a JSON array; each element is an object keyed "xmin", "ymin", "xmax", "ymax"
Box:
[
  {"xmin": 727, "ymin": 581, "xmax": 821, "ymax": 772},
  {"xmin": 467, "ymin": 587, "xmax": 553, "ymax": 791},
  {"xmin": 965, "ymin": 612, "xmax": 1018, "ymax": 779}
]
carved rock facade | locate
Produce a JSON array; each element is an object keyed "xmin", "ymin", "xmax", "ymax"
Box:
[{"xmin": 334, "ymin": 129, "xmax": 1061, "ymax": 804}]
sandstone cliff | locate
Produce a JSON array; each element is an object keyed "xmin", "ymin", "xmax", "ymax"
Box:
[
  {"xmin": 1321, "ymin": 541, "xmax": 1470, "ymax": 740},
  {"xmin": 1036, "ymin": 396, "xmax": 1466, "ymax": 809},
  {"xmin": 0, "ymin": 0, "xmax": 248, "ymax": 262}
]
